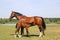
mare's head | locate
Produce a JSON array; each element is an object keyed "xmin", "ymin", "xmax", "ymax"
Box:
[
  {"xmin": 9, "ymin": 11, "xmax": 23, "ymax": 20},
  {"xmin": 9, "ymin": 11, "xmax": 16, "ymax": 20}
]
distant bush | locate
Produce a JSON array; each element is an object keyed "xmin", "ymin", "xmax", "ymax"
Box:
[
  {"xmin": 0, "ymin": 18, "xmax": 60, "ymax": 24},
  {"xmin": 0, "ymin": 18, "xmax": 17, "ymax": 24},
  {"xmin": 44, "ymin": 18, "xmax": 60, "ymax": 24}
]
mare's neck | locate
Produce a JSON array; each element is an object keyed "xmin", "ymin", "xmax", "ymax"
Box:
[
  {"xmin": 15, "ymin": 14, "xmax": 27, "ymax": 20},
  {"xmin": 15, "ymin": 15, "xmax": 21, "ymax": 20}
]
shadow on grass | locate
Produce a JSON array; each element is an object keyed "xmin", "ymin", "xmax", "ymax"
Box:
[
  {"xmin": 23, "ymin": 35, "xmax": 39, "ymax": 37},
  {"xmin": 10, "ymin": 34, "xmax": 39, "ymax": 37}
]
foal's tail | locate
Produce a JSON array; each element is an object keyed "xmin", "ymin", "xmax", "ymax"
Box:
[
  {"xmin": 41, "ymin": 17, "xmax": 46, "ymax": 30},
  {"xmin": 16, "ymin": 23, "xmax": 18, "ymax": 28}
]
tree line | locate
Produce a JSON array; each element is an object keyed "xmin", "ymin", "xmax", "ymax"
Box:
[
  {"xmin": 44, "ymin": 18, "xmax": 60, "ymax": 24},
  {"xmin": 0, "ymin": 18, "xmax": 60, "ymax": 24}
]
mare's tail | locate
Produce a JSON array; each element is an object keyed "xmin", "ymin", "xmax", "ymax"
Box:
[{"xmin": 41, "ymin": 17, "xmax": 46, "ymax": 30}]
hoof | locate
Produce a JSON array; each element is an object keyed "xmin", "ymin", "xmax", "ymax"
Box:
[
  {"xmin": 39, "ymin": 35, "xmax": 42, "ymax": 37},
  {"xmin": 14, "ymin": 35, "xmax": 16, "ymax": 38},
  {"xmin": 39, "ymin": 32, "xmax": 43, "ymax": 37},
  {"xmin": 18, "ymin": 35, "xmax": 22, "ymax": 38},
  {"xmin": 39, "ymin": 35, "xmax": 45, "ymax": 37}
]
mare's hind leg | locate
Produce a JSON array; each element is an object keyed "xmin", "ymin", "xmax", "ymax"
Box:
[
  {"xmin": 39, "ymin": 27, "xmax": 43, "ymax": 37},
  {"xmin": 42, "ymin": 28, "xmax": 45, "ymax": 36},
  {"xmin": 39, "ymin": 26, "xmax": 45, "ymax": 37}
]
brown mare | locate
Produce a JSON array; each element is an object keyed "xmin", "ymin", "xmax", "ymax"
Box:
[{"xmin": 9, "ymin": 11, "xmax": 46, "ymax": 38}]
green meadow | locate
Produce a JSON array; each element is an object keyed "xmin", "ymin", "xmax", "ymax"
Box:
[{"xmin": 0, "ymin": 24, "xmax": 60, "ymax": 40}]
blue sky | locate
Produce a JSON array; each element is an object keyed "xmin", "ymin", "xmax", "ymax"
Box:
[{"xmin": 0, "ymin": 0, "xmax": 60, "ymax": 18}]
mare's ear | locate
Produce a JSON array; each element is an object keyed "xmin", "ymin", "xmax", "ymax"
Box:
[
  {"xmin": 12, "ymin": 10, "xmax": 15, "ymax": 12},
  {"xmin": 12, "ymin": 11, "xmax": 14, "ymax": 12}
]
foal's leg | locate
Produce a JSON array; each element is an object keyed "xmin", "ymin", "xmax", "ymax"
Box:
[
  {"xmin": 21, "ymin": 27, "xmax": 24, "ymax": 35},
  {"xmin": 14, "ymin": 25, "xmax": 21, "ymax": 38},
  {"xmin": 26, "ymin": 27, "xmax": 29, "ymax": 37},
  {"xmin": 14, "ymin": 28, "xmax": 19, "ymax": 38},
  {"xmin": 16, "ymin": 24, "xmax": 24, "ymax": 36}
]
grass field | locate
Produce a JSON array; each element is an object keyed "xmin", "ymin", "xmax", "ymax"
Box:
[{"xmin": 0, "ymin": 24, "xmax": 60, "ymax": 40}]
